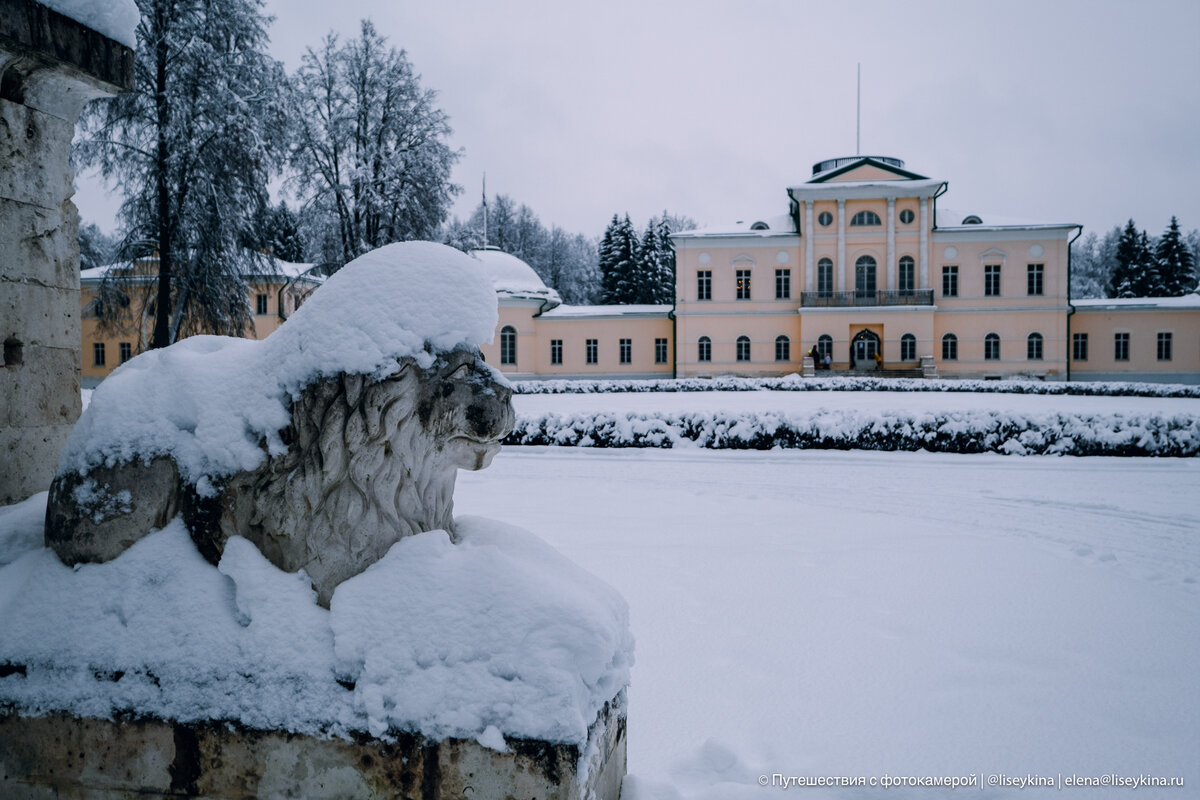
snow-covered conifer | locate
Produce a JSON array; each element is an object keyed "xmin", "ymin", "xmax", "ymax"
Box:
[{"xmin": 1155, "ymin": 216, "xmax": 1197, "ymax": 296}]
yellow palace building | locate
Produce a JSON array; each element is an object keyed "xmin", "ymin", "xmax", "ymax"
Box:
[
  {"xmin": 481, "ymin": 155, "xmax": 1199, "ymax": 385},
  {"xmin": 82, "ymin": 155, "xmax": 1200, "ymax": 385}
]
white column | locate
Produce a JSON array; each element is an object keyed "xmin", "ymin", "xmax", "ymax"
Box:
[
  {"xmin": 804, "ymin": 201, "xmax": 814, "ymax": 293},
  {"xmin": 836, "ymin": 199, "xmax": 846, "ymax": 293},
  {"xmin": 919, "ymin": 197, "xmax": 930, "ymax": 289},
  {"xmin": 886, "ymin": 197, "xmax": 896, "ymax": 292}
]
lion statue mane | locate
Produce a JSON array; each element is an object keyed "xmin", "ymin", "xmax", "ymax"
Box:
[{"xmin": 45, "ymin": 345, "xmax": 514, "ymax": 607}]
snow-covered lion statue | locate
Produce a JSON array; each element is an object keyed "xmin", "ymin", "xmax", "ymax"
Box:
[{"xmin": 44, "ymin": 242, "xmax": 514, "ymax": 606}]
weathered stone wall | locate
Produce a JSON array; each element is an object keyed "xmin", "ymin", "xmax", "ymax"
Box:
[
  {"xmin": 0, "ymin": 0, "xmax": 133, "ymax": 504},
  {"xmin": 0, "ymin": 704, "xmax": 627, "ymax": 799}
]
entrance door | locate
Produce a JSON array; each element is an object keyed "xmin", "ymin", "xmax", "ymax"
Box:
[{"xmin": 850, "ymin": 330, "xmax": 881, "ymax": 370}]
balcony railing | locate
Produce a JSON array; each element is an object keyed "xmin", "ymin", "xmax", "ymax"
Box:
[{"xmin": 800, "ymin": 289, "xmax": 934, "ymax": 308}]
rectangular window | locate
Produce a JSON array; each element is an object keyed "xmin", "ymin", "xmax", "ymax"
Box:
[
  {"xmin": 1027, "ymin": 263, "xmax": 1044, "ymax": 296},
  {"xmin": 817, "ymin": 260, "xmax": 833, "ymax": 296},
  {"xmin": 92, "ymin": 342, "xmax": 105, "ymax": 367},
  {"xmin": 736, "ymin": 269, "xmax": 751, "ymax": 300},
  {"xmin": 1157, "ymin": 332, "xmax": 1172, "ymax": 361},
  {"xmin": 775, "ymin": 269, "xmax": 791, "ymax": 300},
  {"xmin": 898, "ymin": 259, "xmax": 914, "ymax": 293},
  {"xmin": 550, "ymin": 339, "xmax": 562, "ymax": 365},
  {"xmin": 256, "ymin": 293, "xmax": 268, "ymax": 314},
  {"xmin": 942, "ymin": 266, "xmax": 958, "ymax": 297},
  {"xmin": 697, "ymin": 270, "xmax": 712, "ymax": 301},
  {"xmin": 1072, "ymin": 332, "xmax": 1088, "ymax": 361},
  {"xmin": 984, "ymin": 264, "xmax": 1001, "ymax": 296},
  {"xmin": 654, "ymin": 338, "xmax": 668, "ymax": 364},
  {"xmin": 119, "ymin": 342, "xmax": 132, "ymax": 363},
  {"xmin": 619, "ymin": 338, "xmax": 632, "ymax": 364},
  {"xmin": 1114, "ymin": 332, "xmax": 1130, "ymax": 362},
  {"xmin": 586, "ymin": 339, "xmax": 598, "ymax": 365}
]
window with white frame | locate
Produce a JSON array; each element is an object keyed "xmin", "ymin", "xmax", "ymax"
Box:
[
  {"xmin": 900, "ymin": 333, "xmax": 916, "ymax": 361},
  {"xmin": 982, "ymin": 332, "xmax": 999, "ymax": 360},
  {"xmin": 1072, "ymin": 332, "xmax": 1088, "ymax": 361},
  {"xmin": 500, "ymin": 326, "xmax": 517, "ymax": 365},
  {"xmin": 550, "ymin": 339, "xmax": 562, "ymax": 365},
  {"xmin": 817, "ymin": 258, "xmax": 834, "ymax": 296},
  {"xmin": 1157, "ymin": 332, "xmax": 1172, "ymax": 361},
  {"xmin": 119, "ymin": 342, "xmax": 132, "ymax": 363},
  {"xmin": 256, "ymin": 293, "xmax": 268, "ymax": 314},
  {"xmin": 697, "ymin": 336, "xmax": 711, "ymax": 362},
  {"xmin": 736, "ymin": 269, "xmax": 751, "ymax": 300},
  {"xmin": 898, "ymin": 256, "xmax": 915, "ymax": 293},
  {"xmin": 1027, "ymin": 332, "xmax": 1044, "ymax": 360},
  {"xmin": 942, "ymin": 333, "xmax": 958, "ymax": 360},
  {"xmin": 736, "ymin": 335, "xmax": 751, "ymax": 362},
  {"xmin": 619, "ymin": 338, "xmax": 632, "ymax": 364},
  {"xmin": 697, "ymin": 270, "xmax": 712, "ymax": 301},
  {"xmin": 1114, "ymin": 332, "xmax": 1129, "ymax": 361},
  {"xmin": 586, "ymin": 338, "xmax": 598, "ymax": 364},
  {"xmin": 850, "ymin": 210, "xmax": 881, "ymax": 226},
  {"xmin": 1027, "ymin": 263, "xmax": 1044, "ymax": 296},
  {"xmin": 985, "ymin": 264, "xmax": 1001, "ymax": 296},
  {"xmin": 775, "ymin": 269, "xmax": 791, "ymax": 300},
  {"xmin": 655, "ymin": 338, "xmax": 668, "ymax": 364},
  {"xmin": 855, "ymin": 255, "xmax": 877, "ymax": 296},
  {"xmin": 942, "ymin": 266, "xmax": 958, "ymax": 297},
  {"xmin": 93, "ymin": 342, "xmax": 106, "ymax": 367},
  {"xmin": 775, "ymin": 335, "xmax": 790, "ymax": 362},
  {"xmin": 818, "ymin": 334, "xmax": 833, "ymax": 359}
]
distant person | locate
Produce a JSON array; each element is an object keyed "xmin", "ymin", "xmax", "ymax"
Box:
[
  {"xmin": 823, "ymin": 352, "xmax": 831, "ymax": 370},
  {"xmin": 874, "ymin": 351, "xmax": 883, "ymax": 370}
]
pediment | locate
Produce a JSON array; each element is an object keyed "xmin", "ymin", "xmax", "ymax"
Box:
[{"xmin": 810, "ymin": 157, "xmax": 928, "ymax": 183}]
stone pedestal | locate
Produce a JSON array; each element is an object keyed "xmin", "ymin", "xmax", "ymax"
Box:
[
  {"xmin": 802, "ymin": 355, "xmax": 815, "ymax": 377},
  {"xmin": 920, "ymin": 354, "xmax": 937, "ymax": 379},
  {"xmin": 0, "ymin": 702, "xmax": 626, "ymax": 800},
  {"xmin": 0, "ymin": 0, "xmax": 133, "ymax": 504}
]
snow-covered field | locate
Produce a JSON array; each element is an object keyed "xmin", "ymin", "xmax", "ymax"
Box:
[{"xmin": 456, "ymin": 446, "xmax": 1200, "ymax": 799}]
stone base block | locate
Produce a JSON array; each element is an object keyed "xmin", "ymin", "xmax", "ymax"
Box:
[{"xmin": 0, "ymin": 703, "xmax": 626, "ymax": 800}]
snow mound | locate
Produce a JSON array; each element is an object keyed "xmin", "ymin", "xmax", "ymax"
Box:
[
  {"xmin": 58, "ymin": 241, "xmax": 499, "ymax": 484},
  {"xmin": 0, "ymin": 508, "xmax": 632, "ymax": 746},
  {"xmin": 37, "ymin": 0, "xmax": 139, "ymax": 48}
]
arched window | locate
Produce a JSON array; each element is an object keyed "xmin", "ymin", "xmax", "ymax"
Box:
[
  {"xmin": 698, "ymin": 336, "xmax": 711, "ymax": 363},
  {"xmin": 851, "ymin": 210, "xmax": 882, "ymax": 226},
  {"xmin": 898, "ymin": 256, "xmax": 915, "ymax": 293},
  {"xmin": 985, "ymin": 332, "xmax": 1001, "ymax": 361},
  {"xmin": 942, "ymin": 333, "xmax": 958, "ymax": 361},
  {"xmin": 500, "ymin": 326, "xmax": 517, "ymax": 365},
  {"xmin": 750, "ymin": 221, "xmax": 769, "ymax": 231},
  {"xmin": 818, "ymin": 334, "xmax": 833, "ymax": 359},
  {"xmin": 817, "ymin": 258, "xmax": 834, "ymax": 296},
  {"xmin": 900, "ymin": 333, "xmax": 917, "ymax": 361},
  {"xmin": 736, "ymin": 335, "xmax": 751, "ymax": 362},
  {"xmin": 775, "ymin": 335, "xmax": 790, "ymax": 362},
  {"xmin": 1027, "ymin": 332, "xmax": 1044, "ymax": 360},
  {"xmin": 855, "ymin": 255, "xmax": 877, "ymax": 296}
]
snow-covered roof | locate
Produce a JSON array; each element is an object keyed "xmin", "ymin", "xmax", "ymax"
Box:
[
  {"xmin": 37, "ymin": 0, "xmax": 139, "ymax": 48},
  {"xmin": 80, "ymin": 258, "xmax": 324, "ymax": 286},
  {"xmin": 935, "ymin": 208, "xmax": 1079, "ymax": 231},
  {"xmin": 673, "ymin": 213, "xmax": 796, "ymax": 238},
  {"xmin": 539, "ymin": 304, "xmax": 672, "ymax": 319},
  {"xmin": 1073, "ymin": 294, "xmax": 1200, "ymax": 311},
  {"xmin": 470, "ymin": 248, "xmax": 561, "ymax": 308}
]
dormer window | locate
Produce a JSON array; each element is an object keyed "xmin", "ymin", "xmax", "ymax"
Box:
[
  {"xmin": 850, "ymin": 210, "xmax": 881, "ymax": 226},
  {"xmin": 750, "ymin": 221, "xmax": 769, "ymax": 231},
  {"xmin": 962, "ymin": 215, "xmax": 983, "ymax": 225}
]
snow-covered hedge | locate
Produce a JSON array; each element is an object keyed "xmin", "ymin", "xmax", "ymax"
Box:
[
  {"xmin": 512, "ymin": 374, "xmax": 1200, "ymax": 398},
  {"xmin": 506, "ymin": 409, "xmax": 1200, "ymax": 457}
]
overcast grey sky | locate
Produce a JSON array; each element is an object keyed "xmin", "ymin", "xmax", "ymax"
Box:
[{"xmin": 75, "ymin": 0, "xmax": 1200, "ymax": 240}]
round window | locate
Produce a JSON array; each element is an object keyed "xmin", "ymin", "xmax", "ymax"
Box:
[
  {"xmin": 818, "ymin": 211, "xmax": 833, "ymax": 227},
  {"xmin": 899, "ymin": 209, "xmax": 915, "ymax": 224}
]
